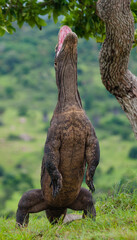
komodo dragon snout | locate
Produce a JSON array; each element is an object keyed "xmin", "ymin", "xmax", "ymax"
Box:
[{"xmin": 55, "ymin": 26, "xmax": 78, "ymax": 57}]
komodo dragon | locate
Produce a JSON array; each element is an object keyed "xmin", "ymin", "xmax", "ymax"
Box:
[{"xmin": 16, "ymin": 26, "xmax": 100, "ymax": 226}]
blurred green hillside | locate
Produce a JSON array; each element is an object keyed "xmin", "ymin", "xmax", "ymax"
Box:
[{"xmin": 0, "ymin": 20, "xmax": 137, "ymax": 217}]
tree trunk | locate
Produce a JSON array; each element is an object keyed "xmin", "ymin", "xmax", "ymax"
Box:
[{"xmin": 96, "ymin": 0, "xmax": 137, "ymax": 139}]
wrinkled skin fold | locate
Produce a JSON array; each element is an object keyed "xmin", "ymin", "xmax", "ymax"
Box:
[{"xmin": 16, "ymin": 26, "xmax": 100, "ymax": 227}]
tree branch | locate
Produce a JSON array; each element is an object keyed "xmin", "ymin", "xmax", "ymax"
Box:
[{"xmin": 96, "ymin": 0, "xmax": 137, "ymax": 139}]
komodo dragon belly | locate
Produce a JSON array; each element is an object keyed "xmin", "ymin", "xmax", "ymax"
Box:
[{"xmin": 43, "ymin": 111, "xmax": 87, "ymax": 207}]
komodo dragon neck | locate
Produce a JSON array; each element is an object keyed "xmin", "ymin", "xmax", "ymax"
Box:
[{"xmin": 54, "ymin": 26, "xmax": 82, "ymax": 113}]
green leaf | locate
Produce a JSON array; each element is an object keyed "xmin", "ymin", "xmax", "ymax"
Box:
[
  {"xmin": 0, "ymin": 0, "xmax": 6, "ymax": 5},
  {"xmin": 0, "ymin": 27, "xmax": 5, "ymax": 36},
  {"xmin": 17, "ymin": 21, "xmax": 24, "ymax": 28},
  {"xmin": 53, "ymin": 9, "xmax": 58, "ymax": 24},
  {"xmin": 7, "ymin": 26, "xmax": 16, "ymax": 34},
  {"xmin": 35, "ymin": 16, "xmax": 47, "ymax": 27},
  {"xmin": 27, "ymin": 19, "xmax": 35, "ymax": 28},
  {"xmin": 131, "ymin": 2, "xmax": 137, "ymax": 11},
  {"xmin": 86, "ymin": 22, "xmax": 90, "ymax": 32},
  {"xmin": 0, "ymin": 26, "xmax": 9, "ymax": 33}
]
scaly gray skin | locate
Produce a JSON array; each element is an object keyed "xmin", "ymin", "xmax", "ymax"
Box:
[{"xmin": 16, "ymin": 29, "xmax": 100, "ymax": 227}]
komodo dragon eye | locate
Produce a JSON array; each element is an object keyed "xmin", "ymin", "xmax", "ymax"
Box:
[{"xmin": 54, "ymin": 61, "xmax": 57, "ymax": 68}]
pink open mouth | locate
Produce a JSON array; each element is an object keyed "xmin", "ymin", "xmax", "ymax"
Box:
[{"xmin": 57, "ymin": 26, "xmax": 72, "ymax": 56}]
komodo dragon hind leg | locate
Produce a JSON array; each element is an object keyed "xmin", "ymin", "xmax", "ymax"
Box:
[
  {"xmin": 68, "ymin": 187, "xmax": 96, "ymax": 220},
  {"xmin": 16, "ymin": 189, "xmax": 48, "ymax": 227}
]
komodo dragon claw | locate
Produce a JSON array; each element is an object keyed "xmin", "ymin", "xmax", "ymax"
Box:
[
  {"xmin": 89, "ymin": 182, "xmax": 95, "ymax": 193},
  {"xmin": 86, "ymin": 180, "xmax": 95, "ymax": 193},
  {"xmin": 50, "ymin": 178, "xmax": 62, "ymax": 198}
]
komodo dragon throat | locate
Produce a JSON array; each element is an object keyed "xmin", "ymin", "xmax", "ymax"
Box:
[{"xmin": 16, "ymin": 26, "xmax": 100, "ymax": 226}]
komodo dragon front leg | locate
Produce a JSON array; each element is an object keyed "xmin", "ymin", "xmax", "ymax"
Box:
[
  {"xmin": 85, "ymin": 123, "xmax": 100, "ymax": 192},
  {"xmin": 42, "ymin": 123, "xmax": 62, "ymax": 198}
]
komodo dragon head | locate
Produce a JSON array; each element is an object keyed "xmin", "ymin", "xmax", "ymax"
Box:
[{"xmin": 54, "ymin": 26, "xmax": 82, "ymax": 112}]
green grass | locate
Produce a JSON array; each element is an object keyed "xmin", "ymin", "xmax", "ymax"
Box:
[{"xmin": 0, "ymin": 191, "xmax": 137, "ymax": 240}]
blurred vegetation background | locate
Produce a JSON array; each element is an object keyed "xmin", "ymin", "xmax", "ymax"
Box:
[{"xmin": 0, "ymin": 19, "xmax": 137, "ymax": 218}]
